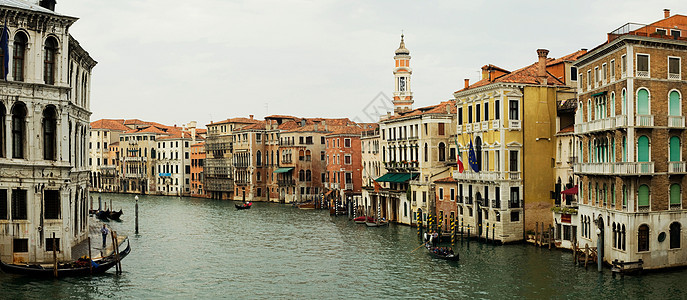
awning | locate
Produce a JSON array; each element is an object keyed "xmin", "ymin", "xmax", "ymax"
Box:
[
  {"xmin": 375, "ymin": 173, "xmax": 419, "ymax": 183},
  {"xmin": 324, "ymin": 190, "xmax": 334, "ymax": 196},
  {"xmin": 273, "ymin": 167, "xmax": 294, "ymax": 173},
  {"xmin": 591, "ymin": 91, "xmax": 607, "ymax": 97},
  {"xmin": 561, "ymin": 185, "xmax": 578, "ymax": 195}
]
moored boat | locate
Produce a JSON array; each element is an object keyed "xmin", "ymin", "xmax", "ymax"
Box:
[
  {"xmin": 365, "ymin": 219, "xmax": 389, "ymax": 227},
  {"xmin": 235, "ymin": 202, "xmax": 252, "ymax": 210},
  {"xmin": 297, "ymin": 202, "xmax": 316, "ymax": 210},
  {"xmin": 95, "ymin": 210, "xmax": 110, "ymax": 220},
  {"xmin": 0, "ymin": 239, "xmax": 131, "ymax": 277},
  {"xmin": 354, "ymin": 216, "xmax": 374, "ymax": 224},
  {"xmin": 109, "ymin": 209, "xmax": 123, "ymax": 220}
]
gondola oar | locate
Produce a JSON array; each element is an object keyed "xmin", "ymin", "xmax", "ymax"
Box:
[{"xmin": 410, "ymin": 241, "xmax": 429, "ymax": 253}]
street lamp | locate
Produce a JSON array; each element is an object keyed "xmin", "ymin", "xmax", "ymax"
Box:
[
  {"xmin": 135, "ymin": 195, "xmax": 139, "ymax": 234},
  {"xmin": 596, "ymin": 227, "xmax": 602, "ymax": 272}
]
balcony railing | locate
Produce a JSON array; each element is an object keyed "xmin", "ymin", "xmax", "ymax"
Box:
[
  {"xmin": 453, "ymin": 170, "xmax": 501, "ymax": 181},
  {"xmin": 509, "ymin": 120, "xmax": 521, "ymax": 130},
  {"xmin": 278, "ymin": 180, "xmax": 295, "ymax": 186},
  {"xmin": 492, "ymin": 119, "xmax": 500, "ymax": 130},
  {"xmin": 669, "ymin": 73, "xmax": 681, "ymax": 80},
  {"xmin": 669, "ymin": 161, "xmax": 686, "ymax": 173},
  {"xmin": 508, "ymin": 172, "xmax": 521, "ymax": 180},
  {"xmin": 457, "ymin": 125, "xmax": 463, "ymax": 134},
  {"xmin": 465, "ymin": 196, "xmax": 473, "ymax": 205},
  {"xmin": 481, "ymin": 121, "xmax": 489, "ymax": 131},
  {"xmin": 668, "ymin": 115, "xmax": 685, "ymax": 128},
  {"xmin": 345, "ymin": 183, "xmax": 353, "ymax": 190},
  {"xmin": 574, "ymin": 162, "xmax": 655, "ymax": 175},
  {"xmin": 615, "ymin": 115, "xmax": 627, "ymax": 127},
  {"xmin": 457, "ymin": 196, "xmax": 463, "ymax": 204},
  {"xmin": 492, "ymin": 199, "xmax": 500, "ymax": 209},
  {"xmin": 636, "ymin": 70, "xmax": 649, "ymax": 78},
  {"xmin": 508, "ymin": 200, "xmax": 523, "ymax": 209},
  {"xmin": 670, "ymin": 203, "xmax": 682, "ymax": 210},
  {"xmin": 466, "ymin": 123, "xmax": 473, "ymax": 132},
  {"xmin": 636, "ymin": 115, "xmax": 654, "ymax": 127}
]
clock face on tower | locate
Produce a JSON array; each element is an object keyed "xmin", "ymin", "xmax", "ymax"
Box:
[{"xmin": 399, "ymin": 77, "xmax": 406, "ymax": 92}]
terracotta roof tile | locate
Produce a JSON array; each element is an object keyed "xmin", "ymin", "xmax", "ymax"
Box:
[
  {"xmin": 434, "ymin": 176, "xmax": 457, "ymax": 183},
  {"xmin": 387, "ymin": 99, "xmax": 456, "ymax": 120},
  {"xmin": 90, "ymin": 119, "xmax": 129, "ymax": 131},
  {"xmin": 557, "ymin": 125, "xmax": 575, "ymax": 134}
]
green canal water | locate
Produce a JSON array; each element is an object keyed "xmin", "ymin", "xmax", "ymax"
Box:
[{"xmin": 1, "ymin": 193, "xmax": 686, "ymax": 299}]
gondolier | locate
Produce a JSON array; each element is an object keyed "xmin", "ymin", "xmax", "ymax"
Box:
[{"xmin": 101, "ymin": 224, "xmax": 109, "ymax": 248}]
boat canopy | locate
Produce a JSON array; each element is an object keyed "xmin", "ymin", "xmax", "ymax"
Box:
[
  {"xmin": 375, "ymin": 173, "xmax": 418, "ymax": 183},
  {"xmin": 273, "ymin": 167, "xmax": 294, "ymax": 173}
]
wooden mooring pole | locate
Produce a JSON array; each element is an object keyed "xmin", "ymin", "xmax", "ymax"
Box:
[
  {"xmin": 88, "ymin": 237, "xmax": 93, "ymax": 274},
  {"xmin": 52, "ymin": 232, "xmax": 58, "ymax": 278}
]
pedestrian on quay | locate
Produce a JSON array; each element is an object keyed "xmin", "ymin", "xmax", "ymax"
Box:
[{"xmin": 101, "ymin": 224, "xmax": 109, "ymax": 248}]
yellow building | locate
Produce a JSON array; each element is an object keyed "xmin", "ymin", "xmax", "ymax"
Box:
[{"xmin": 453, "ymin": 49, "xmax": 584, "ymax": 243}]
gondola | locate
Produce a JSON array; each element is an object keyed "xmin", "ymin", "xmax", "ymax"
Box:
[
  {"xmin": 425, "ymin": 244, "xmax": 459, "ymax": 261},
  {"xmin": 297, "ymin": 202, "xmax": 316, "ymax": 210},
  {"xmin": 365, "ymin": 219, "xmax": 389, "ymax": 227},
  {"xmin": 354, "ymin": 216, "xmax": 374, "ymax": 224},
  {"xmin": 95, "ymin": 210, "xmax": 110, "ymax": 220},
  {"xmin": 0, "ymin": 239, "xmax": 131, "ymax": 277},
  {"xmin": 109, "ymin": 209, "xmax": 123, "ymax": 220},
  {"xmin": 235, "ymin": 202, "xmax": 252, "ymax": 210}
]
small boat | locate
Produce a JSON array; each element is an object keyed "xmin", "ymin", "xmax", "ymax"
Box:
[
  {"xmin": 0, "ymin": 239, "xmax": 131, "ymax": 277},
  {"xmin": 95, "ymin": 210, "xmax": 110, "ymax": 220},
  {"xmin": 425, "ymin": 244, "xmax": 459, "ymax": 261},
  {"xmin": 235, "ymin": 202, "xmax": 252, "ymax": 210},
  {"xmin": 297, "ymin": 202, "xmax": 316, "ymax": 210},
  {"xmin": 109, "ymin": 209, "xmax": 123, "ymax": 220},
  {"xmin": 354, "ymin": 216, "xmax": 374, "ymax": 224},
  {"xmin": 365, "ymin": 219, "xmax": 389, "ymax": 227}
]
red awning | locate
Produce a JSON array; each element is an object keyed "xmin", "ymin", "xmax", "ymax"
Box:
[{"xmin": 561, "ymin": 185, "xmax": 578, "ymax": 195}]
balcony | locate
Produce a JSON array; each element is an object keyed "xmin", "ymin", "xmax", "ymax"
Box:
[
  {"xmin": 508, "ymin": 200, "xmax": 523, "ymax": 209},
  {"xmin": 481, "ymin": 121, "xmax": 489, "ymax": 131},
  {"xmin": 465, "ymin": 196, "xmax": 474, "ymax": 205},
  {"xmin": 668, "ymin": 116, "xmax": 685, "ymax": 128},
  {"xmin": 508, "ymin": 172, "xmax": 521, "ymax": 180},
  {"xmin": 492, "ymin": 199, "xmax": 501, "ymax": 209},
  {"xmin": 278, "ymin": 179, "xmax": 295, "ymax": 186},
  {"xmin": 457, "ymin": 196, "xmax": 463, "ymax": 204},
  {"xmin": 345, "ymin": 183, "xmax": 353, "ymax": 190},
  {"xmin": 668, "ymin": 162, "xmax": 686, "ymax": 174},
  {"xmin": 466, "ymin": 123, "xmax": 473, "ymax": 132},
  {"xmin": 670, "ymin": 203, "xmax": 682, "ymax": 210},
  {"xmin": 509, "ymin": 120, "xmax": 521, "ymax": 130},
  {"xmin": 636, "ymin": 70, "xmax": 649, "ymax": 78},
  {"xmin": 473, "ymin": 122, "xmax": 481, "ymax": 131},
  {"xmin": 573, "ymin": 162, "xmax": 655, "ymax": 176},
  {"xmin": 492, "ymin": 119, "xmax": 500, "ymax": 130},
  {"xmin": 453, "ymin": 170, "xmax": 501, "ymax": 181},
  {"xmin": 457, "ymin": 125, "xmax": 463, "ymax": 134},
  {"xmin": 669, "ymin": 73, "xmax": 681, "ymax": 80},
  {"xmin": 636, "ymin": 115, "xmax": 654, "ymax": 127},
  {"xmin": 615, "ymin": 115, "xmax": 627, "ymax": 127}
]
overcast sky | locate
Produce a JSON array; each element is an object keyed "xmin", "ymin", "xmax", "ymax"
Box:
[{"xmin": 58, "ymin": 0, "xmax": 685, "ymax": 128}]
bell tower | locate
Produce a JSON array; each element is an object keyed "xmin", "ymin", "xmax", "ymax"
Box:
[{"xmin": 393, "ymin": 34, "xmax": 413, "ymax": 114}]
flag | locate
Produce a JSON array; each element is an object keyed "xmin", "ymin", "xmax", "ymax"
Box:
[
  {"xmin": 456, "ymin": 137, "xmax": 464, "ymax": 173},
  {"xmin": 373, "ymin": 179, "xmax": 382, "ymax": 193},
  {"xmin": 0, "ymin": 19, "xmax": 8, "ymax": 81},
  {"xmin": 468, "ymin": 139, "xmax": 479, "ymax": 173}
]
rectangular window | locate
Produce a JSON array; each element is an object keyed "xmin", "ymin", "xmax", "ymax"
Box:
[
  {"xmin": 422, "ymin": 191, "xmax": 427, "ymax": 203},
  {"xmin": 484, "ymin": 102, "xmax": 489, "ymax": 121},
  {"xmin": 438, "ymin": 123, "xmax": 445, "ymax": 136},
  {"xmin": 587, "ymin": 70, "xmax": 591, "ymax": 89},
  {"xmin": 450, "ymin": 188, "xmax": 455, "ymax": 201},
  {"xmin": 439, "ymin": 188, "xmax": 444, "ymax": 200},
  {"xmin": 610, "ymin": 60, "xmax": 615, "ymax": 79},
  {"xmin": 510, "ymin": 186, "xmax": 520, "ymax": 205},
  {"xmin": 46, "ymin": 238, "xmax": 60, "ymax": 252},
  {"xmin": 594, "ymin": 67, "xmax": 599, "ymax": 85},
  {"xmin": 509, "ymin": 150, "xmax": 518, "ymax": 172},
  {"xmin": 669, "ymin": 57, "xmax": 680, "ymax": 79},
  {"xmin": 44, "ymin": 190, "xmax": 60, "ymax": 219},
  {"xmin": 458, "ymin": 107, "xmax": 463, "ymax": 124},
  {"xmin": 11, "ymin": 189, "xmax": 27, "ymax": 220},
  {"xmin": 602, "ymin": 63, "xmax": 607, "ymax": 81},
  {"xmin": 621, "ymin": 55, "xmax": 626, "ymax": 76},
  {"xmin": 467, "ymin": 105, "xmax": 473, "ymax": 123},
  {"xmin": 344, "ymin": 138, "xmax": 351, "ymax": 148},
  {"xmin": 509, "ymin": 100, "xmax": 519, "ymax": 120},
  {"xmin": 494, "ymin": 100, "xmax": 500, "ymax": 119},
  {"xmin": 475, "ymin": 104, "xmax": 481, "ymax": 122},
  {"xmin": 13, "ymin": 239, "xmax": 28, "ymax": 253},
  {"xmin": 570, "ymin": 67, "xmax": 578, "ymax": 81},
  {"xmin": 636, "ymin": 54, "xmax": 649, "ymax": 76},
  {"xmin": 344, "ymin": 155, "xmax": 351, "ymax": 165},
  {"xmin": 321, "ymin": 136, "xmax": 325, "ymax": 144},
  {"xmin": 0, "ymin": 189, "xmax": 6, "ymax": 219}
]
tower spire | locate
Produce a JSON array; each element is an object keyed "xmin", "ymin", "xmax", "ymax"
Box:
[{"xmin": 393, "ymin": 34, "xmax": 412, "ymax": 114}]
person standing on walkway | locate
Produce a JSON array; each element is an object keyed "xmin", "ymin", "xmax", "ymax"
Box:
[{"xmin": 101, "ymin": 224, "xmax": 109, "ymax": 248}]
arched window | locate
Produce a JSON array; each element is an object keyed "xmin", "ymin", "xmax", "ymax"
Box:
[
  {"xmin": 298, "ymin": 170, "xmax": 305, "ymax": 181},
  {"xmin": 670, "ymin": 136, "xmax": 681, "ymax": 163},
  {"xmin": 438, "ymin": 142, "xmax": 446, "ymax": 162},
  {"xmin": 669, "ymin": 90, "xmax": 681, "ymax": 116},
  {"xmin": 298, "ymin": 149, "xmax": 304, "ymax": 161},
  {"xmin": 256, "ymin": 150, "xmax": 262, "ymax": 166},
  {"xmin": 44, "ymin": 37, "xmax": 58, "ymax": 85},
  {"xmin": 638, "ymin": 224, "xmax": 650, "ymax": 252},
  {"xmin": 670, "ymin": 222, "xmax": 681, "ymax": 249},
  {"xmin": 621, "ymin": 89, "xmax": 627, "ymax": 115},
  {"xmin": 11, "ymin": 102, "xmax": 27, "ymax": 158},
  {"xmin": 637, "ymin": 88, "xmax": 649, "ymax": 115},
  {"xmin": 622, "ymin": 136, "xmax": 627, "ymax": 162},
  {"xmin": 610, "ymin": 92, "xmax": 616, "ymax": 117},
  {"xmin": 587, "ymin": 99, "xmax": 592, "ymax": 121},
  {"xmin": 13, "ymin": 32, "xmax": 28, "ymax": 82},
  {"xmin": 612, "ymin": 223, "xmax": 617, "ymax": 248},
  {"xmin": 305, "ymin": 170, "xmax": 311, "ymax": 181},
  {"xmin": 670, "ymin": 184, "xmax": 681, "ymax": 207},
  {"xmin": 305, "ymin": 150, "xmax": 311, "ymax": 161},
  {"xmin": 621, "ymin": 224, "xmax": 626, "ymax": 250},
  {"xmin": 43, "ymin": 106, "xmax": 58, "ymax": 160},
  {"xmin": 637, "ymin": 136, "xmax": 649, "ymax": 162},
  {"xmin": 404, "ymin": 202, "xmax": 407, "ymax": 217},
  {"xmin": 638, "ymin": 184, "xmax": 650, "ymax": 209}
]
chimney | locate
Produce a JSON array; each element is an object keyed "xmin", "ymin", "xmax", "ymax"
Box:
[
  {"xmin": 314, "ymin": 123, "xmax": 318, "ymax": 131},
  {"xmin": 445, "ymin": 104, "xmax": 451, "ymax": 114},
  {"xmin": 300, "ymin": 119, "xmax": 306, "ymax": 127},
  {"xmin": 537, "ymin": 49, "xmax": 549, "ymax": 85},
  {"xmin": 464, "ymin": 79, "xmax": 470, "ymax": 89},
  {"xmin": 39, "ymin": 0, "xmax": 56, "ymax": 11},
  {"xmin": 664, "ymin": 9, "xmax": 670, "ymax": 18},
  {"xmin": 249, "ymin": 114, "xmax": 254, "ymax": 120}
]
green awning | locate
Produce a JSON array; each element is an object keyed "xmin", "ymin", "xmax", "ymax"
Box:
[
  {"xmin": 273, "ymin": 167, "xmax": 294, "ymax": 173},
  {"xmin": 591, "ymin": 91, "xmax": 607, "ymax": 97},
  {"xmin": 375, "ymin": 173, "xmax": 418, "ymax": 183}
]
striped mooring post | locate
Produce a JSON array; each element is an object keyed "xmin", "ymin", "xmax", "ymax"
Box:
[
  {"xmin": 417, "ymin": 212, "xmax": 422, "ymax": 237},
  {"xmin": 438, "ymin": 214, "xmax": 443, "ymax": 235},
  {"xmin": 451, "ymin": 218, "xmax": 456, "ymax": 245},
  {"xmin": 486, "ymin": 223, "xmax": 489, "ymax": 242}
]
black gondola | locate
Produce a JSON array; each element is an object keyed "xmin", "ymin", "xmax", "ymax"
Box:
[
  {"xmin": 425, "ymin": 244, "xmax": 459, "ymax": 261},
  {"xmin": 235, "ymin": 202, "xmax": 252, "ymax": 210},
  {"xmin": 0, "ymin": 239, "xmax": 131, "ymax": 277},
  {"xmin": 109, "ymin": 209, "xmax": 123, "ymax": 220},
  {"xmin": 95, "ymin": 210, "xmax": 110, "ymax": 220}
]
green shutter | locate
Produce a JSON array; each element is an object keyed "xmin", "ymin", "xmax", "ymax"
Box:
[
  {"xmin": 669, "ymin": 91, "xmax": 680, "ymax": 116},
  {"xmin": 670, "ymin": 184, "xmax": 681, "ymax": 205},
  {"xmin": 670, "ymin": 136, "xmax": 681, "ymax": 162},
  {"xmin": 638, "ymin": 136, "xmax": 649, "ymax": 162},
  {"xmin": 638, "ymin": 185, "xmax": 650, "ymax": 207},
  {"xmin": 637, "ymin": 89, "xmax": 649, "ymax": 115}
]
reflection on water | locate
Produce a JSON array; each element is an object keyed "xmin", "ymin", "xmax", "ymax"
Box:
[{"xmin": 1, "ymin": 193, "xmax": 686, "ymax": 298}]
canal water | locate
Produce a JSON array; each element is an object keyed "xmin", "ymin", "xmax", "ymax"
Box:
[{"xmin": 1, "ymin": 193, "xmax": 686, "ymax": 299}]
